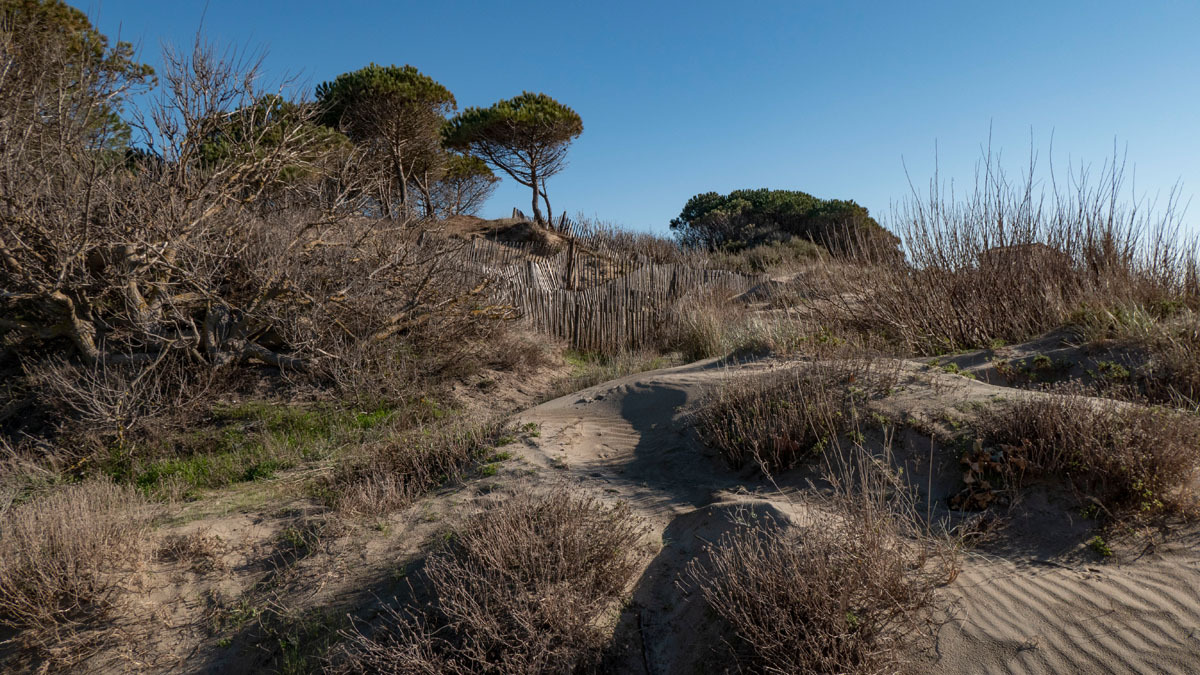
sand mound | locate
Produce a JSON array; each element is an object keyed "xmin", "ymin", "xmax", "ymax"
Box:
[
  {"xmin": 510, "ymin": 356, "xmax": 1200, "ymax": 674},
  {"xmin": 933, "ymin": 543, "xmax": 1200, "ymax": 674}
]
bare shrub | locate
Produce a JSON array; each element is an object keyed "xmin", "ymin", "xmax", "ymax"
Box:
[
  {"xmin": 820, "ymin": 149, "xmax": 1199, "ymax": 355},
  {"xmin": 157, "ymin": 531, "xmax": 224, "ymax": 569},
  {"xmin": 26, "ymin": 355, "xmax": 215, "ymax": 455},
  {"xmin": 337, "ymin": 488, "xmax": 647, "ymax": 674},
  {"xmin": 977, "ymin": 394, "xmax": 1200, "ymax": 516},
  {"xmin": 687, "ymin": 451, "xmax": 955, "ymax": 674},
  {"xmin": 0, "ymin": 481, "xmax": 156, "ymax": 664},
  {"xmin": 1, "ymin": 22, "xmax": 517, "ymax": 457},
  {"xmin": 696, "ymin": 360, "xmax": 897, "ymax": 472},
  {"xmin": 272, "ymin": 218, "xmax": 513, "ymax": 396},
  {"xmin": 476, "ymin": 327, "xmax": 557, "ymax": 375},
  {"xmin": 327, "ymin": 418, "xmax": 513, "ymax": 515}
]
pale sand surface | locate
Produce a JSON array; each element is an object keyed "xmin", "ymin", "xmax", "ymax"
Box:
[
  {"xmin": 77, "ymin": 354, "xmax": 1200, "ymax": 673},
  {"xmin": 513, "ymin": 357, "xmax": 1200, "ymax": 675}
]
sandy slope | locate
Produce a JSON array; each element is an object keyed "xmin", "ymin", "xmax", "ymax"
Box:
[
  {"xmin": 935, "ymin": 546, "xmax": 1200, "ymax": 674},
  {"xmin": 79, "ymin": 354, "xmax": 1200, "ymax": 673},
  {"xmin": 512, "ymin": 357, "xmax": 1200, "ymax": 675}
]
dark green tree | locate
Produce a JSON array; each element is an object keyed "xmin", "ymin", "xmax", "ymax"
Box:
[
  {"xmin": 315, "ymin": 64, "xmax": 455, "ymax": 218},
  {"xmin": 444, "ymin": 92, "xmax": 582, "ymax": 224},
  {"xmin": 670, "ymin": 188, "xmax": 897, "ymax": 256},
  {"xmin": 1, "ymin": 0, "xmax": 155, "ymax": 152},
  {"xmin": 199, "ymin": 96, "xmax": 349, "ymax": 172}
]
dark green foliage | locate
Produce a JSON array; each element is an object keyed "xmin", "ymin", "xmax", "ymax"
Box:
[
  {"xmin": 315, "ymin": 63, "xmax": 455, "ymax": 136},
  {"xmin": 670, "ymin": 188, "xmax": 898, "ymax": 256},
  {"xmin": 444, "ymin": 92, "xmax": 582, "ymax": 223},
  {"xmin": 315, "ymin": 64, "xmax": 456, "ymax": 216},
  {"xmin": 2, "ymin": 0, "xmax": 155, "ymax": 152},
  {"xmin": 442, "ymin": 152, "xmax": 494, "ymax": 182},
  {"xmin": 198, "ymin": 95, "xmax": 351, "ymax": 184}
]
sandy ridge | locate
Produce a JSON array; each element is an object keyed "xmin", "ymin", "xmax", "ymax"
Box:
[{"xmin": 510, "ymin": 357, "xmax": 1200, "ymax": 675}]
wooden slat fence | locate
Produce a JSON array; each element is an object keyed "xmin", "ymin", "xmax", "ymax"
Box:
[{"xmin": 427, "ymin": 215, "xmax": 768, "ymax": 352}]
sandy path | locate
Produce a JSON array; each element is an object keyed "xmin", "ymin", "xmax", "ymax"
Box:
[{"xmin": 512, "ymin": 357, "xmax": 1200, "ymax": 675}]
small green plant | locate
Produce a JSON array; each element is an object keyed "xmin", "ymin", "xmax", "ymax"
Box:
[
  {"xmin": 279, "ymin": 527, "xmax": 310, "ymax": 553},
  {"xmin": 1095, "ymin": 360, "xmax": 1131, "ymax": 381},
  {"xmin": 1087, "ymin": 535, "xmax": 1113, "ymax": 558}
]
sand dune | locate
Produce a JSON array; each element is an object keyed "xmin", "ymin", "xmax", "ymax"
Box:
[
  {"xmin": 934, "ymin": 548, "xmax": 1200, "ymax": 674},
  {"xmin": 512, "ymin": 357, "xmax": 1200, "ymax": 674}
]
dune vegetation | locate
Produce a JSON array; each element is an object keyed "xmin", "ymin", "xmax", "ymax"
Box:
[{"xmin": 4, "ymin": 2, "xmax": 1200, "ymax": 674}]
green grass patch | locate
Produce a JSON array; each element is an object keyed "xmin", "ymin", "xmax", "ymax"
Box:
[{"xmin": 105, "ymin": 400, "xmax": 411, "ymax": 500}]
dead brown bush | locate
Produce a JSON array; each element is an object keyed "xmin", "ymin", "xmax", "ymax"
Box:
[
  {"xmin": 687, "ymin": 451, "xmax": 954, "ymax": 674},
  {"xmin": 24, "ymin": 355, "xmax": 217, "ymax": 457},
  {"xmin": 977, "ymin": 394, "xmax": 1200, "ymax": 516},
  {"xmin": 0, "ymin": 481, "xmax": 155, "ymax": 666},
  {"xmin": 0, "ymin": 22, "xmax": 518, "ymax": 459},
  {"xmin": 695, "ymin": 359, "xmax": 897, "ymax": 473},
  {"xmin": 818, "ymin": 151, "xmax": 1200, "ymax": 355},
  {"xmin": 337, "ymin": 487, "xmax": 647, "ymax": 674},
  {"xmin": 157, "ymin": 531, "xmax": 225, "ymax": 570}
]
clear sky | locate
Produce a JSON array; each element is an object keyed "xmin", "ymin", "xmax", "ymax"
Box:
[{"xmin": 86, "ymin": 1, "xmax": 1200, "ymax": 234}]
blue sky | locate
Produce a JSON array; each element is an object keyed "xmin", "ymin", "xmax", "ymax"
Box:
[{"xmin": 87, "ymin": 1, "xmax": 1200, "ymax": 234}]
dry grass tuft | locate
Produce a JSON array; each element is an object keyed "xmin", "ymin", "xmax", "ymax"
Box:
[
  {"xmin": 695, "ymin": 360, "xmax": 896, "ymax": 473},
  {"xmin": 0, "ymin": 481, "xmax": 155, "ymax": 665},
  {"xmin": 550, "ymin": 349, "xmax": 683, "ymax": 400},
  {"xmin": 337, "ymin": 487, "xmax": 647, "ymax": 674},
  {"xmin": 325, "ymin": 418, "xmax": 514, "ymax": 515},
  {"xmin": 688, "ymin": 451, "xmax": 955, "ymax": 674},
  {"xmin": 1074, "ymin": 305, "xmax": 1200, "ymax": 407},
  {"xmin": 157, "ymin": 531, "xmax": 225, "ymax": 570},
  {"xmin": 978, "ymin": 394, "xmax": 1200, "ymax": 516},
  {"xmin": 818, "ymin": 152, "xmax": 1199, "ymax": 356},
  {"xmin": 663, "ymin": 287, "xmax": 755, "ymax": 361}
]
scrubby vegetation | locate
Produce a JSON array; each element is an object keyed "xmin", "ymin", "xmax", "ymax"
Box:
[
  {"xmin": 1073, "ymin": 304, "xmax": 1200, "ymax": 406},
  {"xmin": 823, "ymin": 154, "xmax": 1199, "ymax": 356},
  {"xmin": 695, "ymin": 360, "xmax": 896, "ymax": 473},
  {"xmin": 0, "ymin": 481, "xmax": 155, "ymax": 667},
  {"xmin": 4, "ymin": 1, "xmax": 1200, "ymax": 673},
  {"xmin": 336, "ymin": 488, "xmax": 646, "ymax": 674},
  {"xmin": 687, "ymin": 452, "xmax": 956, "ymax": 675},
  {"xmin": 977, "ymin": 395, "xmax": 1200, "ymax": 517},
  {"xmin": 323, "ymin": 417, "xmax": 517, "ymax": 515}
]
